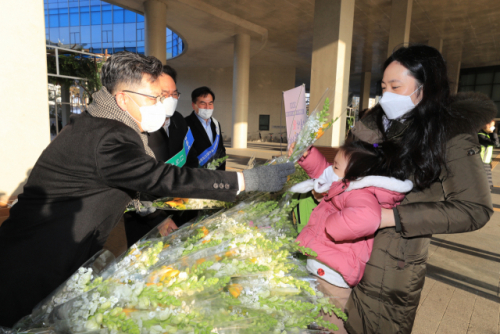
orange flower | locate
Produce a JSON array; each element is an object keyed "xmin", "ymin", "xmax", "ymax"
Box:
[
  {"xmin": 196, "ymin": 258, "xmax": 206, "ymax": 265},
  {"xmin": 228, "ymin": 283, "xmax": 244, "ymax": 298}
]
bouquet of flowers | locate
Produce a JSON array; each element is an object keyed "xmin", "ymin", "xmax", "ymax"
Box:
[
  {"xmin": 125, "ymin": 197, "xmax": 230, "ymax": 212},
  {"xmin": 11, "ymin": 188, "xmax": 347, "ymax": 334}
]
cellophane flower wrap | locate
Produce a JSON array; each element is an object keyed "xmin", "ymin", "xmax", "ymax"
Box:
[{"xmin": 10, "ymin": 188, "xmax": 347, "ymax": 334}]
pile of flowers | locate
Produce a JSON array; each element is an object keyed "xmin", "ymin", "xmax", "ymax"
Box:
[{"xmin": 11, "ymin": 191, "xmax": 346, "ymax": 334}]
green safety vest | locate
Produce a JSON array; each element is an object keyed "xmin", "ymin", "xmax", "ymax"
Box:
[{"xmin": 479, "ymin": 132, "xmax": 494, "ymax": 164}]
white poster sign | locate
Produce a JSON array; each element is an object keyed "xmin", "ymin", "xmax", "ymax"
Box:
[{"xmin": 283, "ymin": 84, "xmax": 307, "ymax": 149}]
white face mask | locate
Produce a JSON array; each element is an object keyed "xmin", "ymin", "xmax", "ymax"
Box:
[
  {"xmin": 163, "ymin": 96, "xmax": 178, "ymax": 118},
  {"xmin": 198, "ymin": 108, "xmax": 214, "ymax": 120},
  {"xmin": 491, "ymin": 126, "xmax": 496, "ymax": 131},
  {"xmin": 127, "ymin": 94, "xmax": 166, "ymax": 133},
  {"xmin": 379, "ymin": 86, "xmax": 422, "ymax": 120}
]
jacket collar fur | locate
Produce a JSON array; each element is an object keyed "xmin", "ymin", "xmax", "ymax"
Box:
[{"xmin": 345, "ymin": 176, "xmax": 413, "ymax": 193}]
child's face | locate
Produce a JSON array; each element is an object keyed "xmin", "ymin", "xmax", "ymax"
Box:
[{"xmin": 332, "ymin": 150, "xmax": 348, "ymax": 178}]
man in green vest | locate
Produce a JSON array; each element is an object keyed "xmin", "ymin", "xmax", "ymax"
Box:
[{"xmin": 478, "ymin": 119, "xmax": 499, "ymax": 188}]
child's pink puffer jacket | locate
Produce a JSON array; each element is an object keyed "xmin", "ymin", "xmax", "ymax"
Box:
[{"xmin": 296, "ymin": 147, "xmax": 412, "ymax": 287}]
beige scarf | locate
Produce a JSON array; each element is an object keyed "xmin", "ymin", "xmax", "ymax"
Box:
[{"xmin": 87, "ymin": 87, "xmax": 156, "ymax": 159}]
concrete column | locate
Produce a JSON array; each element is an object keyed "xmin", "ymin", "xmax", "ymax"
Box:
[
  {"xmin": 144, "ymin": 0, "xmax": 167, "ymax": 64},
  {"xmin": 231, "ymin": 33, "xmax": 251, "ymax": 149},
  {"xmin": 387, "ymin": 0, "xmax": 413, "ymax": 57},
  {"xmin": 0, "ymin": 0, "xmax": 50, "ymax": 205},
  {"xmin": 310, "ymin": 0, "xmax": 355, "ymax": 147},
  {"xmin": 359, "ymin": 72, "xmax": 371, "ymax": 111},
  {"xmin": 428, "ymin": 36, "xmax": 443, "ymax": 53}
]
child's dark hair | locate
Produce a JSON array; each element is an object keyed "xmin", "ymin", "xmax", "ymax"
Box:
[{"xmin": 340, "ymin": 140, "xmax": 405, "ymax": 182}]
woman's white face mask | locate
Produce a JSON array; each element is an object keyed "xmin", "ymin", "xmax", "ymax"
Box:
[
  {"xmin": 127, "ymin": 94, "xmax": 166, "ymax": 133},
  {"xmin": 379, "ymin": 86, "xmax": 422, "ymax": 120}
]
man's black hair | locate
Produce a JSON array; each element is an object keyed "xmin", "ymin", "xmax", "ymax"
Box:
[
  {"xmin": 100, "ymin": 51, "xmax": 163, "ymax": 95},
  {"xmin": 162, "ymin": 65, "xmax": 177, "ymax": 83},
  {"xmin": 191, "ymin": 86, "xmax": 215, "ymax": 103}
]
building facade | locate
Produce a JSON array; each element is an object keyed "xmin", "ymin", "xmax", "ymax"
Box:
[{"xmin": 44, "ymin": 0, "xmax": 183, "ymax": 59}]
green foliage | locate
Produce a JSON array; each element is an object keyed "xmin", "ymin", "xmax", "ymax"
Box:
[{"xmin": 47, "ymin": 53, "xmax": 102, "ymax": 101}]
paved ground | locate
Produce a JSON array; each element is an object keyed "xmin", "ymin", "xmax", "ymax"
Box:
[{"xmin": 104, "ymin": 143, "xmax": 500, "ymax": 333}]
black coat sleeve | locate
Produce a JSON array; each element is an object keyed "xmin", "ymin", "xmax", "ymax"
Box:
[{"xmin": 95, "ymin": 124, "xmax": 238, "ymax": 201}]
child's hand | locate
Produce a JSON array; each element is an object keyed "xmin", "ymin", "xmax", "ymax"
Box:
[
  {"xmin": 311, "ymin": 190, "xmax": 327, "ymax": 201},
  {"xmin": 288, "ymin": 142, "xmax": 310, "ymax": 158}
]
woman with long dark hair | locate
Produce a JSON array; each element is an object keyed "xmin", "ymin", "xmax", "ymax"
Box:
[{"xmin": 344, "ymin": 45, "xmax": 496, "ymax": 333}]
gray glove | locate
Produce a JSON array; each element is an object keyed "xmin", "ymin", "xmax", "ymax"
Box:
[
  {"xmin": 242, "ymin": 162, "xmax": 295, "ymax": 192},
  {"xmin": 137, "ymin": 201, "xmax": 156, "ymax": 217}
]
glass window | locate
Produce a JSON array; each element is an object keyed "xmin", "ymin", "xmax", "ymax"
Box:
[
  {"xmin": 137, "ymin": 46, "xmax": 144, "ymax": 54},
  {"xmin": 136, "ymin": 28, "xmax": 144, "ymax": 41},
  {"xmin": 124, "ymin": 23, "xmax": 136, "ymax": 42},
  {"xmin": 114, "ymin": 47, "xmax": 125, "ymax": 52},
  {"xmin": 91, "ymin": 12, "xmax": 100, "ymax": 25},
  {"xmin": 80, "ymin": 26, "xmax": 91, "ymax": 45},
  {"xmin": 91, "ymin": 5, "xmax": 100, "ymax": 25},
  {"xmin": 80, "ymin": 0, "xmax": 89, "ymax": 6},
  {"xmin": 492, "ymin": 85, "xmax": 500, "ymax": 101},
  {"xmin": 70, "ymin": 13, "xmax": 79, "ymax": 26},
  {"xmin": 113, "ymin": 24, "xmax": 124, "ymax": 42},
  {"xmin": 49, "ymin": 14, "xmax": 59, "ymax": 27},
  {"xmin": 59, "ymin": 28, "xmax": 70, "ymax": 44},
  {"xmin": 59, "ymin": 14, "xmax": 69, "ymax": 27},
  {"xmin": 476, "ymin": 73, "xmax": 494, "ymax": 85},
  {"xmin": 495, "ymin": 72, "xmax": 500, "ymax": 84},
  {"xmin": 113, "ymin": 9, "xmax": 124, "ymax": 23},
  {"xmin": 460, "ymin": 74, "xmax": 475, "ymax": 86},
  {"xmin": 137, "ymin": 14, "xmax": 144, "ymax": 22},
  {"xmin": 80, "ymin": 13, "xmax": 90, "ymax": 25},
  {"xmin": 124, "ymin": 10, "xmax": 136, "ymax": 23},
  {"xmin": 45, "ymin": 15, "xmax": 49, "ymax": 28},
  {"xmin": 137, "ymin": 40, "xmax": 144, "ymax": 47},
  {"xmin": 259, "ymin": 115, "xmax": 270, "ymax": 131},
  {"xmin": 69, "ymin": 4, "xmax": 78, "ymax": 11},
  {"xmin": 91, "ymin": 25, "xmax": 101, "ymax": 43},
  {"xmin": 102, "ymin": 4, "xmax": 112, "ymax": 10},
  {"xmin": 102, "ymin": 10, "xmax": 112, "ymax": 24},
  {"xmin": 137, "ymin": 22, "xmax": 144, "ymax": 29},
  {"xmin": 102, "ymin": 30, "xmax": 112, "ymax": 43},
  {"xmin": 475, "ymin": 85, "xmax": 492, "ymax": 96},
  {"xmin": 125, "ymin": 46, "xmax": 137, "ymax": 52},
  {"xmin": 58, "ymin": 8, "xmax": 68, "ymax": 14},
  {"xmin": 49, "ymin": 27, "xmax": 60, "ymax": 43},
  {"xmin": 70, "ymin": 32, "xmax": 80, "ymax": 45}
]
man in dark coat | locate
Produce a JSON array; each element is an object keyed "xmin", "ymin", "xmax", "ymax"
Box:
[
  {"xmin": 185, "ymin": 86, "xmax": 226, "ymax": 170},
  {"xmin": 0, "ymin": 52, "xmax": 294, "ymax": 327},
  {"xmin": 123, "ymin": 65, "xmax": 199, "ymax": 247}
]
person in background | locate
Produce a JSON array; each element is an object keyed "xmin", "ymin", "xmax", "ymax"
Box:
[
  {"xmin": 185, "ymin": 86, "xmax": 226, "ymax": 170},
  {"xmin": 478, "ymin": 119, "xmax": 499, "ymax": 188},
  {"xmin": 123, "ymin": 65, "xmax": 199, "ymax": 247}
]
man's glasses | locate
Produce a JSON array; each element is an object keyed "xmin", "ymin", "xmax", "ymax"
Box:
[{"xmin": 123, "ymin": 90, "xmax": 181, "ymax": 103}]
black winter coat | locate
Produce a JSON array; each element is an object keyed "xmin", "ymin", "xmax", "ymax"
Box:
[
  {"xmin": 123, "ymin": 111, "xmax": 200, "ymax": 246},
  {"xmin": 0, "ymin": 112, "xmax": 238, "ymax": 327},
  {"xmin": 185, "ymin": 111, "xmax": 226, "ymax": 170}
]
